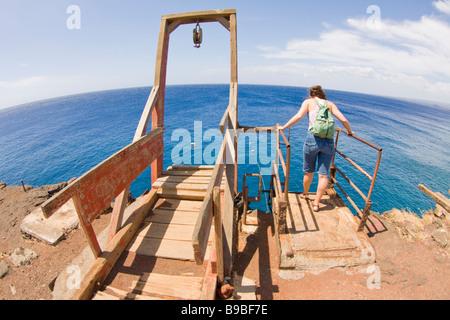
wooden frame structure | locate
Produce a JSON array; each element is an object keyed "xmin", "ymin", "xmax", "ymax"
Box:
[{"xmin": 39, "ymin": 10, "xmax": 239, "ymax": 300}]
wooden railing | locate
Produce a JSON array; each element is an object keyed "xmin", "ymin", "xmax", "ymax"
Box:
[
  {"xmin": 192, "ymin": 82, "xmax": 238, "ymax": 282},
  {"xmin": 40, "ymin": 127, "xmax": 164, "ymax": 258},
  {"xmin": 329, "ymin": 128, "xmax": 382, "ymax": 231}
]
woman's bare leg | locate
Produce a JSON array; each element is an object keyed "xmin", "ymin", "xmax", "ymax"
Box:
[
  {"xmin": 313, "ymin": 174, "xmax": 329, "ymax": 210},
  {"xmin": 303, "ymin": 172, "xmax": 314, "ymax": 195}
]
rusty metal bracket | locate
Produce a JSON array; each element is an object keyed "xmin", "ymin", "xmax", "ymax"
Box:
[{"xmin": 242, "ymin": 173, "xmax": 262, "ymax": 225}]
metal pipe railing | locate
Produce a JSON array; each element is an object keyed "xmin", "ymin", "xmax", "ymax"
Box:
[{"xmin": 331, "ymin": 128, "xmax": 383, "ymax": 231}]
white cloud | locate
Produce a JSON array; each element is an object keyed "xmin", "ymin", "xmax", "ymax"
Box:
[
  {"xmin": 0, "ymin": 76, "xmax": 47, "ymax": 88},
  {"xmin": 255, "ymin": 12, "xmax": 450, "ymax": 101},
  {"xmin": 433, "ymin": 0, "xmax": 450, "ymax": 14}
]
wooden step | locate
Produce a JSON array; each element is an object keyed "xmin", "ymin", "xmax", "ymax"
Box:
[
  {"xmin": 127, "ymin": 238, "xmax": 195, "ymax": 261},
  {"xmin": 126, "ymin": 198, "xmax": 213, "ymax": 261},
  {"xmin": 155, "ymin": 175, "xmax": 225, "ymax": 185},
  {"xmin": 94, "ymin": 272, "xmax": 204, "ymax": 300},
  {"xmin": 156, "ymin": 188, "xmax": 207, "ymax": 201}
]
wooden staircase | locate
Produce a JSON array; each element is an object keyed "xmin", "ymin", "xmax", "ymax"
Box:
[{"xmin": 91, "ymin": 165, "xmax": 223, "ymax": 300}]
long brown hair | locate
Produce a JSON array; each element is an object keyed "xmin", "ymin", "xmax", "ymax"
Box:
[{"xmin": 309, "ymin": 85, "xmax": 327, "ymax": 100}]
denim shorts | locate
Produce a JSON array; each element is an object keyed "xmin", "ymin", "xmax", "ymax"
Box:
[{"xmin": 303, "ymin": 130, "xmax": 335, "ymax": 176}]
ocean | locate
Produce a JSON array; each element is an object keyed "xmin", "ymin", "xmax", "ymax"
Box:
[{"xmin": 1, "ymin": 84, "xmax": 449, "ymax": 216}]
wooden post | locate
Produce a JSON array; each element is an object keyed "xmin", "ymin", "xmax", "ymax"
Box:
[
  {"xmin": 419, "ymin": 184, "xmax": 450, "ymax": 213},
  {"xmin": 151, "ymin": 17, "xmax": 170, "ymax": 185},
  {"xmin": 108, "ymin": 86, "xmax": 160, "ymax": 242},
  {"xmin": 213, "ymin": 186, "xmax": 224, "ymax": 284},
  {"xmin": 72, "ymin": 195, "xmax": 102, "ymax": 258}
]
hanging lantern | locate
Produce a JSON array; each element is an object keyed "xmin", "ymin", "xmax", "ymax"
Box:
[{"xmin": 193, "ymin": 21, "xmax": 202, "ymax": 48}]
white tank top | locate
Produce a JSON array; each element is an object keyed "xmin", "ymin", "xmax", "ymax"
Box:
[{"xmin": 308, "ymin": 98, "xmax": 327, "ymax": 130}]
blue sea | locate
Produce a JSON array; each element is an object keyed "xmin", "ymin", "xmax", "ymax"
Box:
[{"xmin": 1, "ymin": 84, "xmax": 449, "ymax": 216}]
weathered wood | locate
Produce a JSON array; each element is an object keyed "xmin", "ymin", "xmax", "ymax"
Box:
[
  {"xmin": 154, "ymin": 175, "xmax": 225, "ymax": 185},
  {"xmin": 219, "ymin": 104, "xmax": 231, "ymax": 134},
  {"xmin": 213, "ymin": 186, "xmax": 224, "ymax": 284},
  {"xmin": 134, "ymin": 86, "xmax": 160, "ymax": 140},
  {"xmin": 145, "ymin": 209, "xmax": 199, "ymax": 226},
  {"xmin": 192, "ymin": 138, "xmax": 226, "ymax": 264},
  {"xmin": 136, "ymin": 221, "xmax": 195, "ymax": 241},
  {"xmin": 170, "ymin": 164, "xmax": 215, "ymax": 170},
  {"xmin": 41, "ymin": 128, "xmax": 164, "ymax": 222},
  {"xmin": 108, "ymin": 86, "xmax": 160, "ymax": 242},
  {"xmin": 162, "ymin": 170, "xmax": 216, "ymax": 177},
  {"xmin": 216, "ymin": 16, "xmax": 231, "ymax": 31},
  {"xmin": 72, "ymin": 195, "xmax": 102, "ymax": 258},
  {"xmin": 151, "ymin": 17, "xmax": 169, "ymax": 185},
  {"xmin": 162, "ymin": 9, "xmax": 235, "ymax": 24},
  {"xmin": 108, "ymin": 189, "xmax": 128, "ymax": 242},
  {"xmin": 156, "ymin": 188, "xmax": 207, "ymax": 201},
  {"xmin": 152, "ymin": 198, "xmax": 203, "ymax": 212},
  {"xmin": 419, "ymin": 184, "xmax": 450, "ymax": 213},
  {"xmin": 71, "ymin": 189, "xmax": 159, "ymax": 300},
  {"xmin": 131, "ymin": 273, "xmax": 203, "ymax": 300},
  {"xmin": 127, "ymin": 237, "xmax": 195, "ymax": 261}
]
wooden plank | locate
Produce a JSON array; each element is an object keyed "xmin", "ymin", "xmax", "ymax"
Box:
[
  {"xmin": 162, "ymin": 9, "xmax": 235, "ymax": 24},
  {"xmin": 213, "ymin": 186, "xmax": 224, "ymax": 284},
  {"xmin": 170, "ymin": 164, "xmax": 215, "ymax": 170},
  {"xmin": 71, "ymin": 194, "xmax": 103, "ymax": 258},
  {"xmin": 127, "ymin": 237, "xmax": 196, "ymax": 261},
  {"xmin": 136, "ymin": 221, "xmax": 195, "ymax": 241},
  {"xmin": 216, "ymin": 16, "xmax": 230, "ymax": 31},
  {"xmin": 130, "ymin": 273, "xmax": 203, "ymax": 300},
  {"xmin": 92, "ymin": 291, "xmax": 121, "ymax": 300},
  {"xmin": 97, "ymin": 286, "xmax": 163, "ymax": 300},
  {"xmin": 162, "ymin": 170, "xmax": 217, "ymax": 177},
  {"xmin": 192, "ymin": 137, "xmax": 226, "ymax": 265},
  {"xmin": 71, "ymin": 189, "xmax": 159, "ymax": 300},
  {"xmin": 41, "ymin": 128, "xmax": 164, "ymax": 223},
  {"xmin": 151, "ymin": 17, "xmax": 169, "ymax": 185},
  {"xmin": 156, "ymin": 188, "xmax": 206, "ymax": 201},
  {"xmin": 154, "ymin": 181, "xmax": 224, "ymax": 191},
  {"xmin": 154, "ymin": 175, "xmax": 225, "ymax": 186},
  {"xmin": 145, "ymin": 209, "xmax": 199, "ymax": 226},
  {"xmin": 134, "ymin": 86, "xmax": 160, "ymax": 140},
  {"xmin": 153, "ymin": 198, "xmax": 203, "ymax": 211},
  {"xmin": 419, "ymin": 184, "xmax": 450, "ymax": 213}
]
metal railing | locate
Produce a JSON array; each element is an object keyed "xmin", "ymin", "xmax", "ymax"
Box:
[
  {"xmin": 270, "ymin": 127, "xmax": 291, "ymax": 234},
  {"xmin": 329, "ymin": 128, "xmax": 383, "ymax": 231}
]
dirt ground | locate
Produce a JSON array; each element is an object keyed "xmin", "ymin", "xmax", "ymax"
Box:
[
  {"xmin": 0, "ymin": 182, "xmax": 449, "ymax": 300},
  {"xmin": 0, "ymin": 183, "xmax": 111, "ymax": 300},
  {"xmin": 233, "ymin": 210, "xmax": 450, "ymax": 300}
]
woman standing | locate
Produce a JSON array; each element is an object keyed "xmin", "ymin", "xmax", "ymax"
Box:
[{"xmin": 279, "ymin": 86, "xmax": 353, "ymax": 211}]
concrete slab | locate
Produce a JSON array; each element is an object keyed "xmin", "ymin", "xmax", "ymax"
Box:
[
  {"xmin": 20, "ymin": 199, "xmax": 79, "ymax": 245},
  {"xmin": 278, "ymin": 192, "xmax": 375, "ymax": 272}
]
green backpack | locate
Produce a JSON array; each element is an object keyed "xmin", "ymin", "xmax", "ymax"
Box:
[{"xmin": 309, "ymin": 99, "xmax": 335, "ymax": 139}]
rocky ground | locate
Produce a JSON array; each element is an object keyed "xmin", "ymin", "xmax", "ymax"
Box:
[
  {"xmin": 0, "ymin": 181, "xmax": 449, "ymax": 300},
  {"xmin": 0, "ymin": 182, "xmax": 111, "ymax": 300}
]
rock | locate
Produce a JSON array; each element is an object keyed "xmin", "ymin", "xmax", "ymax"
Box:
[
  {"xmin": 0, "ymin": 261, "xmax": 9, "ymax": 278},
  {"xmin": 0, "ymin": 182, "xmax": 6, "ymax": 190},
  {"xmin": 431, "ymin": 228, "xmax": 448, "ymax": 248},
  {"xmin": 377, "ymin": 257, "xmax": 399, "ymax": 276},
  {"xmin": 8, "ymin": 247, "xmax": 39, "ymax": 267},
  {"xmin": 20, "ymin": 199, "xmax": 79, "ymax": 245}
]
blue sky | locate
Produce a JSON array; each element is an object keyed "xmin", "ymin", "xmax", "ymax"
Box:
[{"xmin": 1, "ymin": 0, "xmax": 450, "ymax": 109}]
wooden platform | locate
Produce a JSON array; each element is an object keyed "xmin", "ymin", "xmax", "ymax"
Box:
[
  {"xmin": 92, "ymin": 165, "xmax": 220, "ymax": 300},
  {"xmin": 278, "ymin": 191, "xmax": 375, "ymax": 271}
]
